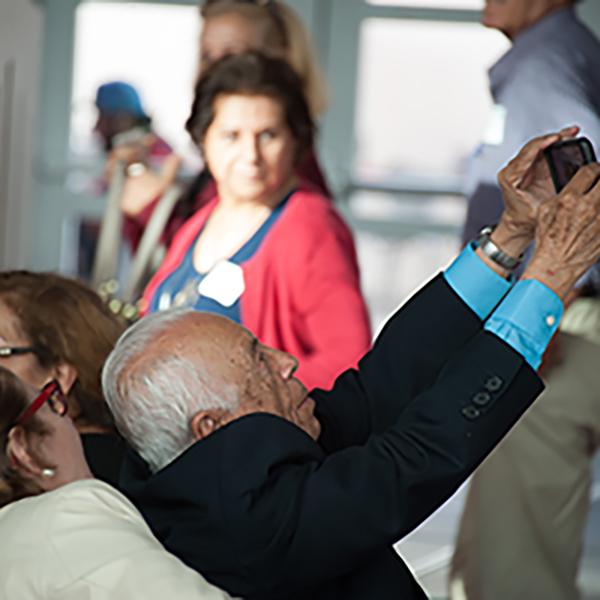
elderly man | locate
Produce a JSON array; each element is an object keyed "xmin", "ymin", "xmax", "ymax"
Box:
[
  {"xmin": 454, "ymin": 1, "xmax": 600, "ymax": 597},
  {"xmin": 103, "ymin": 133, "xmax": 600, "ymax": 599}
]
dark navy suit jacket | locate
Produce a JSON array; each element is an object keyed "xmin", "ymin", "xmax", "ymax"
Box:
[{"xmin": 121, "ymin": 275, "xmax": 543, "ymax": 599}]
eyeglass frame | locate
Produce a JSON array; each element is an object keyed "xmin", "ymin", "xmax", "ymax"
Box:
[
  {"xmin": 0, "ymin": 346, "xmax": 37, "ymax": 358},
  {"xmin": 16, "ymin": 380, "xmax": 68, "ymax": 426}
]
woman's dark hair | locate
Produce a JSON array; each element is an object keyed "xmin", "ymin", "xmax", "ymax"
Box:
[
  {"xmin": 171, "ymin": 169, "xmax": 214, "ymax": 227},
  {"xmin": 0, "ymin": 367, "xmax": 49, "ymax": 507},
  {"xmin": 186, "ymin": 51, "xmax": 315, "ymax": 160},
  {"xmin": 0, "ymin": 272, "xmax": 126, "ymax": 432}
]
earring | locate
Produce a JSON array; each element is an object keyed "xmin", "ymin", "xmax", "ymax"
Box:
[{"xmin": 42, "ymin": 468, "xmax": 55, "ymax": 478}]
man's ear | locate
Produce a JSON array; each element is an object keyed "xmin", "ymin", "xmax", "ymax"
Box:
[
  {"xmin": 53, "ymin": 362, "xmax": 78, "ymax": 396},
  {"xmin": 190, "ymin": 410, "xmax": 227, "ymax": 441}
]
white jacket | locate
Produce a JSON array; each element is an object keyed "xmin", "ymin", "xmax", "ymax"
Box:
[{"xmin": 0, "ymin": 479, "xmax": 231, "ymax": 599}]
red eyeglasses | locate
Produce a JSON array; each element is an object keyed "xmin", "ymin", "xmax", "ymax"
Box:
[{"xmin": 16, "ymin": 380, "xmax": 68, "ymax": 426}]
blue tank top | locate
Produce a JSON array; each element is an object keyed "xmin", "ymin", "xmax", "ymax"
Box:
[{"xmin": 150, "ymin": 192, "xmax": 293, "ymax": 322}]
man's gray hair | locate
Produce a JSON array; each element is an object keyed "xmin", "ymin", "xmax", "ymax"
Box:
[{"xmin": 102, "ymin": 309, "xmax": 238, "ymax": 473}]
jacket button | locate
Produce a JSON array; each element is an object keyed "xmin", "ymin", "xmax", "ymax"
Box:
[
  {"xmin": 462, "ymin": 406, "xmax": 481, "ymax": 420},
  {"xmin": 484, "ymin": 375, "xmax": 503, "ymax": 392},
  {"xmin": 473, "ymin": 391, "xmax": 492, "ymax": 406}
]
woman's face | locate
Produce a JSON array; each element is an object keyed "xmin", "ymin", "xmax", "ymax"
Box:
[
  {"xmin": 10, "ymin": 381, "xmax": 92, "ymax": 491},
  {"xmin": 482, "ymin": 0, "xmax": 557, "ymax": 38},
  {"xmin": 0, "ymin": 300, "xmax": 50, "ymax": 389},
  {"xmin": 200, "ymin": 12, "xmax": 284, "ymax": 70},
  {"xmin": 24, "ymin": 386, "xmax": 91, "ymax": 489},
  {"xmin": 203, "ymin": 94, "xmax": 298, "ymax": 204}
]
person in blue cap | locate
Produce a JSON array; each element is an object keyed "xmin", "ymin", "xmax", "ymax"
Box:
[
  {"xmin": 91, "ymin": 81, "xmax": 178, "ymax": 254},
  {"xmin": 94, "ymin": 81, "xmax": 153, "ymax": 152}
]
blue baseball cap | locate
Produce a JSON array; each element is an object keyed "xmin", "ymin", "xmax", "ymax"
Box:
[{"xmin": 95, "ymin": 81, "xmax": 147, "ymax": 118}]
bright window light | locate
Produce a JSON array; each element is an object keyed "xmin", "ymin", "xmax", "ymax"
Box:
[
  {"xmin": 354, "ymin": 18, "xmax": 508, "ymax": 181},
  {"xmin": 70, "ymin": 2, "xmax": 201, "ymax": 165}
]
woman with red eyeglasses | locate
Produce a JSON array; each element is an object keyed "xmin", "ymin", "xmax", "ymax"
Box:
[
  {"xmin": 0, "ymin": 271, "xmax": 127, "ymax": 486},
  {"xmin": 0, "ymin": 367, "xmax": 231, "ymax": 599}
]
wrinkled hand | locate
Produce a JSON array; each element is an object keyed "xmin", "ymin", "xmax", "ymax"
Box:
[
  {"xmin": 523, "ymin": 162, "xmax": 600, "ymax": 299},
  {"xmin": 493, "ymin": 126, "xmax": 579, "ymax": 257}
]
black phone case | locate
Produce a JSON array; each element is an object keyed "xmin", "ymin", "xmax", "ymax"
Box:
[{"xmin": 544, "ymin": 137, "xmax": 597, "ymax": 193}]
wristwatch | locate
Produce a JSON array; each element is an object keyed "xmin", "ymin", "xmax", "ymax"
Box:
[{"xmin": 474, "ymin": 225, "xmax": 523, "ymax": 271}]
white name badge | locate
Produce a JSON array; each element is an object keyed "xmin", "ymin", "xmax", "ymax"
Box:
[
  {"xmin": 482, "ymin": 103, "xmax": 507, "ymax": 146},
  {"xmin": 197, "ymin": 260, "xmax": 245, "ymax": 307}
]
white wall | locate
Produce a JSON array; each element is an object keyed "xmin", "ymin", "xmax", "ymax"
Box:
[{"xmin": 0, "ymin": 0, "xmax": 43, "ymax": 269}]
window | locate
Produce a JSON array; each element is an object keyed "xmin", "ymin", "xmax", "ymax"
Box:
[
  {"xmin": 354, "ymin": 18, "xmax": 508, "ymax": 183},
  {"xmin": 70, "ymin": 2, "xmax": 201, "ymax": 165},
  {"xmin": 324, "ymin": 2, "xmax": 510, "ymax": 327}
]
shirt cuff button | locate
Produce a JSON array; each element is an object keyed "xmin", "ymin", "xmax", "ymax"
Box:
[{"xmin": 545, "ymin": 315, "xmax": 556, "ymax": 327}]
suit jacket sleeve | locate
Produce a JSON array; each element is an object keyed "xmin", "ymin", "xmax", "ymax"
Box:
[
  {"xmin": 314, "ymin": 274, "xmax": 483, "ymax": 452},
  {"xmin": 222, "ymin": 329, "xmax": 543, "ymax": 594}
]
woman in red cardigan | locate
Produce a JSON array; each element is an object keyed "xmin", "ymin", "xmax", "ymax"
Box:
[
  {"xmin": 142, "ymin": 52, "xmax": 371, "ymax": 390},
  {"xmin": 122, "ymin": 0, "xmax": 331, "ymax": 251}
]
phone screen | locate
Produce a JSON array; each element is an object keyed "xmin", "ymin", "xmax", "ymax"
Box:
[{"xmin": 544, "ymin": 137, "xmax": 597, "ymax": 192}]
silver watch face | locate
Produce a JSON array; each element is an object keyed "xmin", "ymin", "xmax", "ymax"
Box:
[{"xmin": 480, "ymin": 236, "xmax": 520, "ymax": 270}]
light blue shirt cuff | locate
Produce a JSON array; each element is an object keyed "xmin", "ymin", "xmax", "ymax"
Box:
[
  {"xmin": 485, "ymin": 279, "xmax": 563, "ymax": 369},
  {"xmin": 444, "ymin": 243, "xmax": 513, "ymax": 320}
]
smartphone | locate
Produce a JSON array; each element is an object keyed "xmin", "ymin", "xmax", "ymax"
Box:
[{"xmin": 544, "ymin": 137, "xmax": 597, "ymax": 192}]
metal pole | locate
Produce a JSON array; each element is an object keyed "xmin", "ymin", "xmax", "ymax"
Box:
[{"xmin": 91, "ymin": 161, "xmax": 126, "ymax": 288}]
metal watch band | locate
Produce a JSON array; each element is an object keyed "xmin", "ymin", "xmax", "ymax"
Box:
[{"xmin": 474, "ymin": 225, "xmax": 523, "ymax": 270}]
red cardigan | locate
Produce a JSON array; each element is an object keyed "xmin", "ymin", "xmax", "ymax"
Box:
[{"xmin": 142, "ymin": 184, "xmax": 371, "ymax": 390}]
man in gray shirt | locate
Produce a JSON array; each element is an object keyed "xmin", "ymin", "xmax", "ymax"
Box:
[
  {"xmin": 462, "ymin": 0, "xmax": 600, "ymax": 244},
  {"xmin": 452, "ymin": 1, "xmax": 600, "ymax": 599}
]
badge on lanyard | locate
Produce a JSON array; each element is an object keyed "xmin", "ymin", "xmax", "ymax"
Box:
[
  {"xmin": 482, "ymin": 103, "xmax": 507, "ymax": 146},
  {"xmin": 198, "ymin": 260, "xmax": 245, "ymax": 307}
]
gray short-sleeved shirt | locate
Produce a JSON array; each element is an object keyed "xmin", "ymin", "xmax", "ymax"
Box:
[{"xmin": 463, "ymin": 7, "xmax": 600, "ymax": 243}]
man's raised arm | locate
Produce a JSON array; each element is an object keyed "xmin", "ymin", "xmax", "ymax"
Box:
[
  {"xmin": 315, "ymin": 129, "xmax": 580, "ymax": 452},
  {"xmin": 233, "ymin": 153, "xmax": 600, "ymax": 596}
]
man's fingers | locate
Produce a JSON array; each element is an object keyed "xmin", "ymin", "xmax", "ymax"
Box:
[
  {"xmin": 511, "ymin": 130, "xmax": 575, "ymax": 169},
  {"xmin": 558, "ymin": 125, "xmax": 580, "ymax": 139},
  {"xmin": 500, "ymin": 132, "xmax": 561, "ymax": 186},
  {"xmin": 521, "ymin": 131, "xmax": 563, "ymax": 154},
  {"xmin": 507, "ymin": 129, "xmax": 577, "ymax": 178},
  {"xmin": 561, "ymin": 162, "xmax": 600, "ymax": 197}
]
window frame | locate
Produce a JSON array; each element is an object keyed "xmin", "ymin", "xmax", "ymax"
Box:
[{"xmin": 321, "ymin": 0, "xmax": 483, "ymax": 199}]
